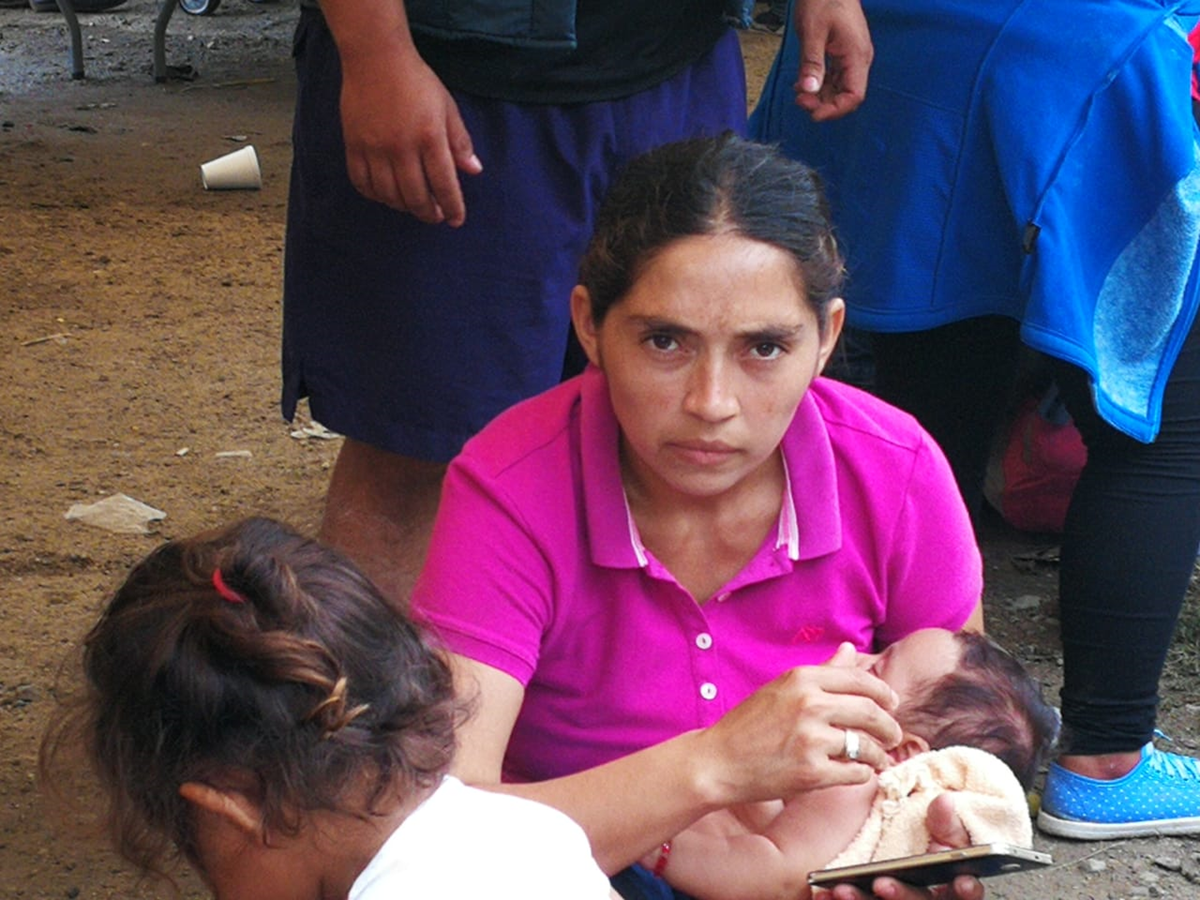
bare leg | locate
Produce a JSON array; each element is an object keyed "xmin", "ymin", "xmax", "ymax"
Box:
[
  {"xmin": 1053, "ymin": 752, "xmax": 1142, "ymax": 779},
  {"xmin": 319, "ymin": 438, "xmax": 447, "ymax": 611}
]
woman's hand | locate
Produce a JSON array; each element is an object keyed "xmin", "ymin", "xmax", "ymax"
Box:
[
  {"xmin": 697, "ymin": 643, "xmax": 902, "ymax": 805},
  {"xmin": 826, "ymin": 875, "xmax": 985, "ymax": 900}
]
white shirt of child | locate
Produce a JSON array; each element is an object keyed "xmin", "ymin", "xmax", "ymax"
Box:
[{"xmin": 349, "ymin": 775, "xmax": 612, "ymax": 898}]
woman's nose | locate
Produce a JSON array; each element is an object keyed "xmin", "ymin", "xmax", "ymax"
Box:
[{"xmin": 683, "ymin": 358, "xmax": 738, "ymax": 421}]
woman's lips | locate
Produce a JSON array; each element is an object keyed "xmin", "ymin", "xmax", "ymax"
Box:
[{"xmin": 670, "ymin": 440, "xmax": 738, "ymax": 466}]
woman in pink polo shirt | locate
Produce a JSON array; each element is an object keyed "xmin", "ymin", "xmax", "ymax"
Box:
[{"xmin": 411, "ymin": 134, "xmax": 986, "ymax": 900}]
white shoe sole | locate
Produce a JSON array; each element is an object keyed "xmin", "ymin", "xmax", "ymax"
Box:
[{"xmin": 1038, "ymin": 809, "xmax": 1200, "ymax": 840}]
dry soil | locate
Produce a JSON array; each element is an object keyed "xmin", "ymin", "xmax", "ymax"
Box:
[{"xmin": 1, "ymin": 3, "xmax": 1198, "ymax": 898}]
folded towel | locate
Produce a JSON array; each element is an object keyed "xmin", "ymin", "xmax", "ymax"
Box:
[{"xmin": 826, "ymin": 746, "xmax": 1032, "ymax": 867}]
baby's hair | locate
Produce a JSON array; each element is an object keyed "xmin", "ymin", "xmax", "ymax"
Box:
[
  {"xmin": 578, "ymin": 131, "xmax": 844, "ymax": 331},
  {"xmin": 898, "ymin": 631, "xmax": 1058, "ymax": 790},
  {"xmin": 40, "ymin": 517, "xmax": 461, "ymax": 878}
]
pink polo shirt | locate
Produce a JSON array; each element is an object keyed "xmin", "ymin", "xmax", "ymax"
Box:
[{"xmin": 411, "ymin": 367, "xmax": 981, "ymax": 785}]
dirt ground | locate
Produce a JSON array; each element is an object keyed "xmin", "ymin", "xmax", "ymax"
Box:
[{"xmin": 1, "ymin": 3, "xmax": 1198, "ymax": 898}]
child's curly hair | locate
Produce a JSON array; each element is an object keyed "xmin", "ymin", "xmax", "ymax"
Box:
[{"xmin": 40, "ymin": 517, "xmax": 463, "ymax": 878}]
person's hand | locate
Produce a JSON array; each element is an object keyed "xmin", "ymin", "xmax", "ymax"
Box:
[
  {"xmin": 791, "ymin": 0, "xmax": 874, "ymax": 121},
  {"xmin": 337, "ymin": 41, "xmax": 483, "ymax": 226},
  {"xmin": 824, "ymin": 875, "xmax": 985, "ymax": 900},
  {"xmin": 923, "ymin": 792, "xmax": 971, "ymax": 853},
  {"xmin": 698, "ymin": 643, "xmax": 902, "ymax": 804}
]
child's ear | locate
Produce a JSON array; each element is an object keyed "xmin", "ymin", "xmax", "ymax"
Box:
[
  {"xmin": 888, "ymin": 732, "xmax": 932, "ymax": 763},
  {"xmin": 179, "ymin": 781, "xmax": 261, "ymax": 838}
]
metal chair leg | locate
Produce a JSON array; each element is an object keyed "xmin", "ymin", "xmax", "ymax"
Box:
[
  {"xmin": 54, "ymin": 0, "xmax": 85, "ymax": 79},
  {"xmin": 153, "ymin": 0, "xmax": 179, "ymax": 82}
]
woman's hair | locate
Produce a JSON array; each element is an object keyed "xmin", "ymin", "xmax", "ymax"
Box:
[
  {"xmin": 577, "ymin": 132, "xmax": 844, "ymax": 331},
  {"xmin": 40, "ymin": 517, "xmax": 461, "ymax": 878},
  {"xmin": 898, "ymin": 631, "xmax": 1059, "ymax": 790}
]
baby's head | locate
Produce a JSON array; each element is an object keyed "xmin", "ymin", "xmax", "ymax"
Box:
[
  {"xmin": 41, "ymin": 517, "xmax": 460, "ymax": 879},
  {"xmin": 863, "ymin": 629, "xmax": 1058, "ymax": 789}
]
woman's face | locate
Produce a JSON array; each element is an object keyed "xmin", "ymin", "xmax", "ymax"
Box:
[{"xmin": 572, "ymin": 232, "xmax": 844, "ymax": 503}]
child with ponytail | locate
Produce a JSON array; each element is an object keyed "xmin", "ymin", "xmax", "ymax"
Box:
[{"xmin": 40, "ymin": 517, "xmax": 612, "ymax": 899}]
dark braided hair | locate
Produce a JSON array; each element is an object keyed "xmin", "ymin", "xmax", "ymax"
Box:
[{"xmin": 41, "ymin": 517, "xmax": 462, "ymax": 878}]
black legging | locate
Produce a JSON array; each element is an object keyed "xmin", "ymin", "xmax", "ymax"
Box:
[{"xmin": 871, "ymin": 313, "xmax": 1200, "ymax": 755}]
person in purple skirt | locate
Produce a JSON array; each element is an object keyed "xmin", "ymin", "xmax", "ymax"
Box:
[{"xmin": 280, "ymin": 0, "xmax": 874, "ymax": 610}]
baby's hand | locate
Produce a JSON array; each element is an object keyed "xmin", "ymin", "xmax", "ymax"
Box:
[{"xmin": 924, "ymin": 793, "xmax": 970, "ymax": 853}]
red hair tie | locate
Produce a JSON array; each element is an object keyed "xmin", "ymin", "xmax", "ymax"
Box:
[{"xmin": 212, "ymin": 569, "xmax": 246, "ymax": 604}]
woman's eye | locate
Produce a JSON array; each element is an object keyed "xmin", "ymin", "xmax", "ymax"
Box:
[{"xmin": 751, "ymin": 342, "xmax": 784, "ymax": 360}]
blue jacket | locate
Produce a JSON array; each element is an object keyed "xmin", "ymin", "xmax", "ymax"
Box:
[{"xmin": 751, "ymin": 0, "xmax": 1200, "ymax": 441}]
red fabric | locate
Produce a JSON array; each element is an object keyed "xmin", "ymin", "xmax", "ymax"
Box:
[
  {"xmin": 1190, "ymin": 23, "xmax": 1200, "ymax": 102},
  {"xmin": 992, "ymin": 396, "xmax": 1087, "ymax": 533}
]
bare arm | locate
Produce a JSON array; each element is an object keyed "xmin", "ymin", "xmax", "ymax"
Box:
[
  {"xmin": 655, "ymin": 811, "xmax": 804, "ymax": 900},
  {"xmin": 660, "ymin": 780, "xmax": 878, "ymax": 900},
  {"xmin": 791, "ymin": 0, "xmax": 874, "ymax": 121},
  {"xmin": 318, "ymin": 0, "xmax": 482, "ymax": 225},
  {"xmin": 449, "ymin": 647, "xmax": 903, "ymax": 875}
]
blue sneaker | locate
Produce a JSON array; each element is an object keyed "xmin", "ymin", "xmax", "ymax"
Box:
[{"xmin": 1038, "ymin": 741, "xmax": 1200, "ymax": 839}]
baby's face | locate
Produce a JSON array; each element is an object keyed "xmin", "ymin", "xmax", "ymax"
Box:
[{"xmin": 855, "ymin": 628, "xmax": 962, "ymax": 703}]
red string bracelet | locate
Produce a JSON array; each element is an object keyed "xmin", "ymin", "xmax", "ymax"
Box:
[
  {"xmin": 212, "ymin": 569, "xmax": 245, "ymax": 604},
  {"xmin": 651, "ymin": 841, "xmax": 672, "ymax": 878}
]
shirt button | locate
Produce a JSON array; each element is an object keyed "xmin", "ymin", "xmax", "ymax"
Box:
[
  {"xmin": 695, "ymin": 632, "xmax": 713, "ymax": 650},
  {"xmin": 715, "ymin": 592, "xmax": 730, "ymax": 603},
  {"xmin": 700, "ymin": 682, "xmax": 718, "ymax": 701}
]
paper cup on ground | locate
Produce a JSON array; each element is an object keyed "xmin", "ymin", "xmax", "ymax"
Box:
[{"xmin": 200, "ymin": 145, "xmax": 261, "ymax": 190}]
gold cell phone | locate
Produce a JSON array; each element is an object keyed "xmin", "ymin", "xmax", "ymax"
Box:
[{"xmin": 807, "ymin": 842, "xmax": 1053, "ymax": 890}]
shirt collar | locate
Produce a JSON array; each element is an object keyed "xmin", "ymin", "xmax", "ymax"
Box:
[{"xmin": 776, "ymin": 457, "xmax": 800, "ymax": 561}]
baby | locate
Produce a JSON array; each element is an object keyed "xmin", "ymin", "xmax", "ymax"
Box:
[
  {"xmin": 39, "ymin": 517, "xmax": 614, "ymax": 900},
  {"xmin": 651, "ymin": 629, "xmax": 1058, "ymax": 900}
]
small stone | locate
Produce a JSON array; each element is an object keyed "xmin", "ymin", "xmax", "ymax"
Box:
[
  {"xmin": 1080, "ymin": 858, "xmax": 1108, "ymax": 874},
  {"xmin": 1137, "ymin": 870, "xmax": 1161, "ymax": 885},
  {"xmin": 1010, "ymin": 593, "xmax": 1044, "ymax": 610},
  {"xmin": 1151, "ymin": 856, "xmax": 1182, "ymax": 872}
]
